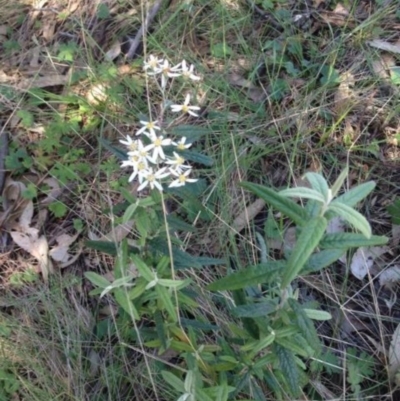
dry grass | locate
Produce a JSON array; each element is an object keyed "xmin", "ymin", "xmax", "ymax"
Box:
[{"xmin": 1, "ymin": 0, "xmax": 400, "ymax": 399}]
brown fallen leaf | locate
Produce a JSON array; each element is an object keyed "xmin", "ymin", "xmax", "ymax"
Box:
[
  {"xmin": 49, "ymin": 232, "xmax": 81, "ymax": 268},
  {"xmin": 10, "ymin": 227, "xmax": 53, "ymax": 282},
  {"xmin": 17, "ymin": 75, "xmax": 69, "ymax": 90},
  {"xmin": 105, "ymin": 41, "xmax": 122, "ymax": 61},
  {"xmin": 232, "ymin": 198, "xmax": 265, "ymax": 232},
  {"xmin": 368, "ymin": 39, "xmax": 400, "ymax": 54}
]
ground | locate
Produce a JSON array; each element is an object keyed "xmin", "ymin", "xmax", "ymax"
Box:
[{"xmin": 1, "ymin": 0, "xmax": 400, "ymax": 400}]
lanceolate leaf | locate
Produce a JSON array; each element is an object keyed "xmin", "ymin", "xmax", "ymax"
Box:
[
  {"xmin": 334, "ymin": 181, "xmax": 376, "ymax": 207},
  {"xmin": 241, "ymin": 182, "xmax": 308, "ymax": 226},
  {"xmin": 207, "ymin": 261, "xmax": 284, "ymax": 291},
  {"xmin": 320, "ymin": 233, "xmax": 388, "ymax": 249},
  {"xmin": 327, "ymin": 202, "xmax": 371, "ymax": 238},
  {"xmin": 161, "ymin": 371, "xmax": 185, "ymax": 392},
  {"xmin": 99, "ymin": 138, "xmax": 127, "ymax": 160},
  {"xmin": 274, "ymin": 344, "xmax": 300, "ymax": 397},
  {"xmin": 84, "ymin": 271, "xmax": 111, "ymax": 289},
  {"xmin": 281, "ymin": 217, "xmax": 327, "ymax": 289},
  {"xmin": 302, "ymin": 249, "xmax": 345, "ymax": 274},
  {"xmin": 288, "ymin": 299, "xmax": 321, "ymax": 353},
  {"xmin": 156, "ymin": 285, "xmax": 178, "ymax": 322},
  {"xmin": 233, "ymin": 299, "xmax": 278, "ymax": 317},
  {"xmin": 330, "ymin": 167, "xmax": 349, "ymax": 197},
  {"xmin": 303, "ymin": 172, "xmax": 330, "ymax": 202},
  {"xmin": 279, "ymin": 187, "xmax": 326, "ymax": 204}
]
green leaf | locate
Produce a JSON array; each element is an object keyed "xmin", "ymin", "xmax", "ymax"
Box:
[
  {"xmin": 84, "ymin": 271, "xmax": 111, "ymax": 289},
  {"xmin": 233, "ymin": 300, "xmax": 278, "ymax": 317},
  {"xmin": 304, "ymin": 172, "xmax": 330, "ymax": 201},
  {"xmin": 48, "ymin": 201, "xmax": 67, "ymax": 218},
  {"xmin": 275, "ymin": 336, "xmax": 312, "ymax": 358},
  {"xmin": 166, "ymin": 214, "xmax": 196, "ymax": 232},
  {"xmin": 148, "ymin": 239, "xmax": 202, "ymax": 269},
  {"xmin": 155, "ymin": 310, "xmax": 168, "ymax": 350},
  {"xmin": 302, "ymin": 249, "xmax": 345, "ymax": 273},
  {"xmin": 161, "ymin": 371, "xmax": 185, "ymax": 392},
  {"xmin": 279, "ymin": 187, "xmax": 326, "ymax": 204},
  {"xmin": 288, "ymin": 299, "xmax": 321, "ymax": 353},
  {"xmin": 114, "ymin": 288, "xmax": 139, "ymax": 320},
  {"xmin": 330, "ymin": 167, "xmax": 349, "ymax": 198},
  {"xmin": 242, "ymin": 332, "xmax": 275, "ymax": 355},
  {"xmin": 319, "ymin": 233, "xmax": 388, "ymax": 249},
  {"xmin": 178, "ymin": 149, "xmax": 213, "ymax": 166},
  {"xmin": 211, "ymin": 42, "xmax": 233, "ymax": 58},
  {"xmin": 303, "ymin": 309, "xmax": 332, "ymax": 321},
  {"xmin": 171, "ymin": 125, "xmax": 211, "ymax": 141},
  {"xmin": 130, "ymin": 255, "xmax": 154, "ymax": 282},
  {"xmin": 241, "ymin": 182, "xmax": 308, "ymax": 226},
  {"xmin": 281, "ymin": 217, "xmax": 327, "ymax": 288},
  {"xmin": 85, "ymin": 240, "xmax": 118, "ymax": 255},
  {"xmin": 99, "ymin": 137, "xmax": 127, "ymax": 161},
  {"xmin": 156, "ymin": 285, "xmax": 177, "ymax": 322},
  {"xmin": 97, "ymin": 3, "xmax": 110, "ymax": 19},
  {"xmin": 207, "ymin": 261, "xmax": 284, "ymax": 291},
  {"xmin": 274, "ymin": 344, "xmax": 300, "ymax": 397},
  {"xmin": 334, "ymin": 181, "xmax": 375, "ymax": 207},
  {"xmin": 122, "ymin": 201, "xmax": 139, "ymax": 224},
  {"xmin": 387, "ymin": 198, "xmax": 400, "ymax": 224},
  {"xmin": 157, "ymin": 278, "xmax": 190, "ymax": 289},
  {"xmin": 327, "ymin": 202, "xmax": 371, "ymax": 238}
]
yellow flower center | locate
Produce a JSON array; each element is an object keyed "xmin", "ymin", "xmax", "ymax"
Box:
[
  {"xmin": 179, "ymin": 175, "xmax": 187, "ymax": 183},
  {"xmin": 129, "ymin": 143, "xmax": 138, "ymax": 151},
  {"xmin": 148, "ymin": 174, "xmax": 155, "ymax": 182},
  {"xmin": 138, "ymin": 162, "xmax": 145, "ymax": 170},
  {"xmin": 154, "ymin": 138, "xmax": 162, "ymax": 147},
  {"xmin": 147, "ymin": 122, "xmax": 155, "ymax": 129},
  {"xmin": 182, "ymin": 105, "xmax": 189, "ymax": 113},
  {"xmin": 129, "ymin": 155, "xmax": 139, "ymax": 162},
  {"xmin": 177, "ymin": 143, "xmax": 186, "ymax": 150}
]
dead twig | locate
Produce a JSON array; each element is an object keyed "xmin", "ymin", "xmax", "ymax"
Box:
[{"xmin": 125, "ymin": 0, "xmax": 163, "ymax": 60}]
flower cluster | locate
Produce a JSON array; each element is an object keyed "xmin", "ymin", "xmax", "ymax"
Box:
[{"xmin": 120, "ymin": 55, "xmax": 202, "ymax": 192}]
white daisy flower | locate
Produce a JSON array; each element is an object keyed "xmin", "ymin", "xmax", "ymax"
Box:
[
  {"xmin": 144, "ymin": 134, "xmax": 172, "ymax": 161},
  {"xmin": 169, "ymin": 169, "xmax": 198, "ymax": 188},
  {"xmin": 128, "ymin": 139, "xmax": 155, "ymax": 165},
  {"xmin": 121, "ymin": 153, "xmax": 140, "ymax": 168},
  {"xmin": 172, "ymin": 136, "xmax": 192, "ymax": 150},
  {"xmin": 143, "ymin": 55, "xmax": 164, "ymax": 73},
  {"xmin": 159, "ymin": 60, "xmax": 182, "ymax": 88},
  {"xmin": 170, "ymin": 94, "xmax": 201, "ymax": 117},
  {"xmin": 180, "ymin": 60, "xmax": 201, "ymax": 81},
  {"xmin": 137, "ymin": 167, "xmax": 171, "ymax": 192},
  {"xmin": 128, "ymin": 161, "xmax": 148, "ymax": 183},
  {"xmin": 136, "ymin": 120, "xmax": 161, "ymax": 137},
  {"xmin": 119, "ymin": 135, "xmax": 139, "ymax": 152},
  {"xmin": 165, "ymin": 152, "xmax": 191, "ymax": 173}
]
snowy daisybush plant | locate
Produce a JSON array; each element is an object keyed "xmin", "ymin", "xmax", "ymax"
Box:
[{"xmin": 119, "ymin": 55, "xmax": 202, "ymax": 193}]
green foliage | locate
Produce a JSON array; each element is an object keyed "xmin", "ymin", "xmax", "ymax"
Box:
[
  {"xmin": 346, "ymin": 348, "xmax": 376, "ymax": 397},
  {"xmin": 84, "ymin": 168, "xmax": 384, "ymax": 400}
]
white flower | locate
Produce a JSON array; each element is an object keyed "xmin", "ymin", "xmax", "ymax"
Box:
[
  {"xmin": 143, "ymin": 55, "xmax": 164, "ymax": 73},
  {"xmin": 169, "ymin": 169, "xmax": 198, "ymax": 188},
  {"xmin": 165, "ymin": 152, "xmax": 191, "ymax": 173},
  {"xmin": 136, "ymin": 120, "xmax": 161, "ymax": 137},
  {"xmin": 170, "ymin": 94, "xmax": 201, "ymax": 117},
  {"xmin": 121, "ymin": 153, "xmax": 140, "ymax": 168},
  {"xmin": 159, "ymin": 60, "xmax": 182, "ymax": 88},
  {"xmin": 128, "ymin": 139, "xmax": 155, "ymax": 165},
  {"xmin": 144, "ymin": 134, "xmax": 172, "ymax": 160},
  {"xmin": 120, "ymin": 135, "xmax": 139, "ymax": 152},
  {"xmin": 180, "ymin": 60, "xmax": 201, "ymax": 81},
  {"xmin": 128, "ymin": 160, "xmax": 148, "ymax": 183},
  {"xmin": 137, "ymin": 167, "xmax": 170, "ymax": 192},
  {"xmin": 172, "ymin": 136, "xmax": 192, "ymax": 150}
]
